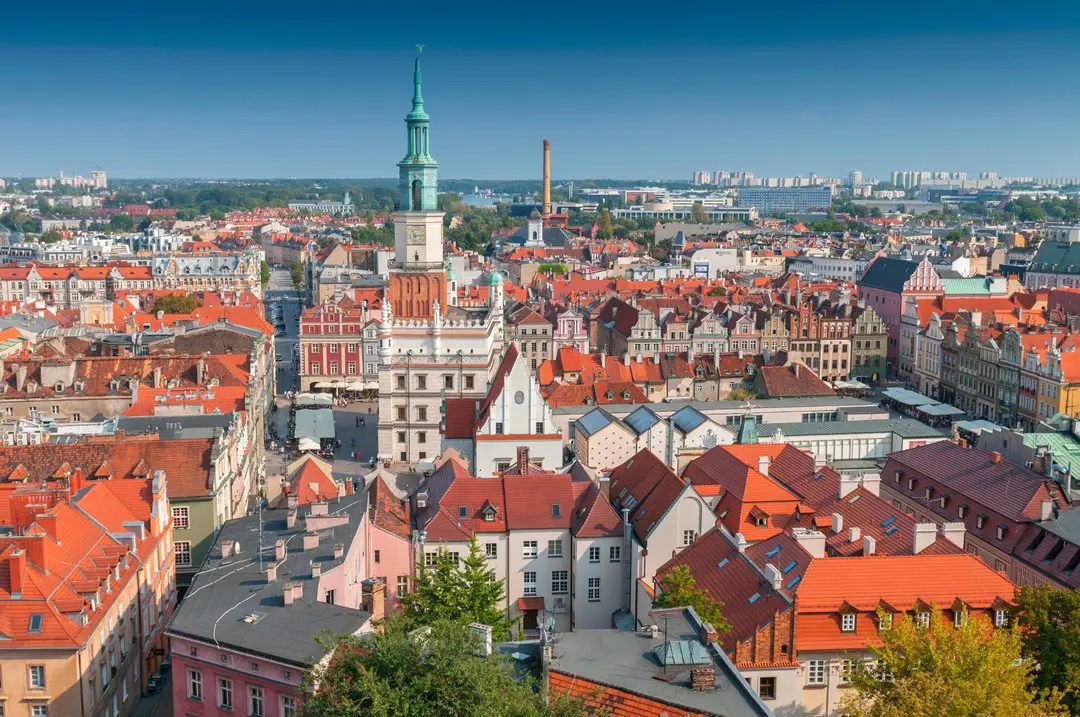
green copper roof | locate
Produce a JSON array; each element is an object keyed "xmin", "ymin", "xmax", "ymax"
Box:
[
  {"xmin": 941, "ymin": 278, "xmax": 994, "ymax": 296},
  {"xmin": 1021, "ymin": 432, "xmax": 1080, "ymax": 475},
  {"xmin": 407, "ymin": 56, "xmax": 429, "ymax": 122},
  {"xmin": 736, "ymin": 416, "xmax": 758, "ymax": 444}
]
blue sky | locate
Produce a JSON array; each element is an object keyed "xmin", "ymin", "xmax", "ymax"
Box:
[{"xmin": 3, "ymin": 0, "xmax": 1080, "ymax": 180}]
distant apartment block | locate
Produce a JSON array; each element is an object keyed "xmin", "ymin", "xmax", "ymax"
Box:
[{"xmin": 736, "ymin": 187, "xmax": 833, "ymax": 215}]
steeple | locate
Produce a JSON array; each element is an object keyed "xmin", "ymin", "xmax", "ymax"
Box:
[
  {"xmin": 398, "ymin": 49, "xmax": 438, "ymax": 212},
  {"xmin": 736, "ymin": 401, "xmax": 759, "ymax": 444}
]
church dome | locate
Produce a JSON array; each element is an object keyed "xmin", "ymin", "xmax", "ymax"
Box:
[
  {"xmin": 488, "ymin": 269, "xmax": 504, "ymax": 286},
  {"xmin": 529, "ymin": 209, "xmax": 542, "ymax": 220}
]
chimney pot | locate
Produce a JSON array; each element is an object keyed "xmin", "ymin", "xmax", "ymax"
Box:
[
  {"xmin": 275, "ymin": 539, "xmax": 286, "ymax": 561},
  {"xmin": 913, "ymin": 523, "xmax": 937, "ymax": 554},
  {"xmin": 863, "ymin": 535, "xmax": 877, "ymax": 555},
  {"xmin": 333, "ymin": 543, "xmax": 344, "ymax": 559},
  {"xmin": 940, "ymin": 522, "xmax": 966, "ymax": 549},
  {"xmin": 302, "ymin": 531, "xmax": 319, "ymax": 551},
  {"xmin": 735, "ymin": 533, "xmax": 747, "ymax": 554},
  {"xmin": 848, "ymin": 526, "xmax": 861, "ymax": 543},
  {"xmin": 991, "ymin": 451, "xmax": 1002, "ymax": 464},
  {"xmin": 764, "ymin": 563, "xmax": 782, "ymax": 590},
  {"xmin": 831, "ymin": 513, "xmax": 843, "ymax": 534},
  {"xmin": 757, "ymin": 455, "xmax": 770, "ymax": 475},
  {"xmin": 311, "ymin": 560, "xmax": 321, "ymax": 578},
  {"xmin": 266, "ymin": 564, "xmax": 277, "ymax": 583}
]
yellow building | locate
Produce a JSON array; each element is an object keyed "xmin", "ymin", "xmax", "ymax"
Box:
[{"xmin": 0, "ymin": 472, "xmax": 175, "ymax": 717}]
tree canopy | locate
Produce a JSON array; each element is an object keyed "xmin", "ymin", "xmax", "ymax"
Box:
[
  {"xmin": 150, "ymin": 294, "xmax": 201, "ymax": 314},
  {"xmin": 841, "ymin": 608, "xmax": 1063, "ymax": 717},
  {"xmin": 290, "ymin": 260, "xmax": 305, "ymax": 289},
  {"xmin": 403, "ymin": 536, "xmax": 515, "ymax": 640},
  {"xmin": 652, "ymin": 565, "xmax": 730, "ymax": 633},
  {"xmin": 1016, "ymin": 585, "xmax": 1080, "ymax": 713},
  {"xmin": 302, "ymin": 618, "xmax": 587, "ymax": 717},
  {"xmin": 260, "ymin": 260, "xmax": 271, "ymax": 286}
]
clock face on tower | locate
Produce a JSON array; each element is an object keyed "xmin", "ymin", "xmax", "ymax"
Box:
[{"xmin": 408, "ymin": 227, "xmax": 425, "ymax": 245}]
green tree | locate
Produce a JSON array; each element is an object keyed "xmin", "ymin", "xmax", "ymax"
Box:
[
  {"xmin": 39, "ymin": 229, "xmax": 63, "ymax": 244},
  {"xmin": 690, "ymin": 201, "xmax": 708, "ymax": 224},
  {"xmin": 110, "ymin": 214, "xmax": 135, "ymax": 232},
  {"xmin": 653, "ymin": 565, "xmax": 730, "ymax": 633},
  {"xmin": 260, "ymin": 260, "xmax": 271, "ymax": 287},
  {"xmin": 404, "ymin": 538, "xmax": 514, "ymax": 640},
  {"xmin": 537, "ymin": 263, "xmax": 568, "ymax": 275},
  {"xmin": 1017, "ymin": 585, "xmax": 1080, "ymax": 713},
  {"xmin": 727, "ymin": 388, "xmax": 757, "ymax": 401},
  {"xmin": 841, "ymin": 608, "xmax": 1062, "ymax": 717},
  {"xmin": 303, "ymin": 618, "xmax": 586, "ymax": 717},
  {"xmin": 151, "ymin": 294, "xmax": 201, "ymax": 314},
  {"xmin": 290, "ymin": 260, "xmax": 305, "ymax": 289},
  {"xmin": 596, "ymin": 209, "xmax": 613, "ymax": 240}
]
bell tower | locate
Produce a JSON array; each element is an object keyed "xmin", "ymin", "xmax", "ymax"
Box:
[{"xmin": 390, "ymin": 50, "xmax": 447, "ymax": 319}]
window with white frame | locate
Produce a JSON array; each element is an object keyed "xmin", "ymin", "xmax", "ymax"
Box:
[
  {"xmin": 281, "ymin": 696, "xmax": 298, "ymax": 717},
  {"xmin": 588, "ymin": 546, "xmax": 600, "ymax": 563},
  {"xmin": 31, "ymin": 707, "xmax": 47, "ymax": 717},
  {"xmin": 954, "ymin": 610, "xmax": 968, "ymax": 627},
  {"xmin": 994, "ymin": 609, "xmax": 1009, "ymax": 627},
  {"xmin": 249, "ymin": 685, "xmax": 264, "ymax": 717},
  {"xmin": 485, "ymin": 542, "xmax": 497, "ymax": 559},
  {"xmin": 523, "ymin": 541, "xmax": 538, "ymax": 558},
  {"xmin": 175, "ymin": 541, "xmax": 192, "ymax": 567},
  {"xmin": 523, "ymin": 571, "xmax": 537, "ymax": 596},
  {"xmin": 552, "ymin": 570, "xmax": 568, "ymax": 594},
  {"xmin": 682, "ymin": 529, "xmax": 697, "ymax": 546},
  {"xmin": 547, "ymin": 539, "xmax": 563, "ymax": 558},
  {"xmin": 917, "ymin": 611, "xmax": 930, "ymax": 628},
  {"xmin": 841, "ymin": 613, "xmax": 856, "ymax": 632},
  {"xmin": 424, "ymin": 552, "xmax": 437, "ymax": 567},
  {"xmin": 610, "ymin": 545, "xmax": 621, "ymax": 562},
  {"xmin": 28, "ymin": 665, "xmax": 46, "ymax": 689},
  {"xmin": 588, "ymin": 577, "xmax": 600, "ymax": 602},
  {"xmin": 218, "ymin": 677, "xmax": 232, "ymax": 709},
  {"xmin": 397, "ymin": 575, "xmax": 409, "ymax": 598},
  {"xmin": 190, "ymin": 667, "xmax": 205, "ymax": 700},
  {"xmin": 806, "ymin": 659, "xmax": 826, "ymax": 685},
  {"xmin": 171, "ymin": 506, "xmax": 189, "ymax": 530}
]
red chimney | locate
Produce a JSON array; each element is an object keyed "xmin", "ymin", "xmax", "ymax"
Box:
[
  {"xmin": 69, "ymin": 468, "xmax": 84, "ymax": 494},
  {"xmin": 35, "ymin": 513, "xmax": 59, "ymax": 539},
  {"xmin": 517, "ymin": 446, "xmax": 530, "ymax": 474},
  {"xmin": 25, "ymin": 532, "xmax": 54, "ymax": 574},
  {"xmin": 991, "ymin": 451, "xmax": 1001, "ymax": 464},
  {"xmin": 9, "ymin": 549, "xmax": 26, "ymax": 595}
]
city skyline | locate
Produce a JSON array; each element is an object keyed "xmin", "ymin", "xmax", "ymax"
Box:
[{"xmin": 3, "ymin": 0, "xmax": 1080, "ymax": 179}]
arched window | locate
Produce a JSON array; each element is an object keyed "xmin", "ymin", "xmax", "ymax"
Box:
[{"xmin": 411, "ymin": 180, "xmax": 422, "ymax": 210}]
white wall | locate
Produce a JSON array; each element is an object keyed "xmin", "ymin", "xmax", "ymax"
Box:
[
  {"xmin": 571, "ymin": 535, "xmax": 625, "ymax": 629},
  {"xmin": 507, "ymin": 528, "xmax": 573, "ymax": 633}
]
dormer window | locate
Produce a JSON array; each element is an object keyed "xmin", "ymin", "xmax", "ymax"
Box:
[
  {"xmin": 878, "ymin": 614, "xmax": 893, "ymax": 631},
  {"xmin": 841, "ymin": 613, "xmax": 856, "ymax": 632},
  {"xmin": 925, "ymin": 486, "xmax": 934, "ymax": 500},
  {"xmin": 916, "ymin": 611, "xmax": 930, "ymax": 629},
  {"xmin": 954, "ymin": 610, "xmax": 968, "ymax": 627},
  {"xmin": 481, "ymin": 505, "xmax": 496, "ymax": 522},
  {"xmin": 756, "ymin": 516, "xmax": 767, "ymax": 527},
  {"xmin": 958, "ymin": 504, "xmax": 968, "ymax": 519},
  {"xmin": 976, "ymin": 514, "xmax": 987, "ymax": 529},
  {"xmin": 996, "ymin": 524, "xmax": 1007, "ymax": 541},
  {"xmin": 908, "ymin": 477, "xmax": 917, "ymax": 491}
]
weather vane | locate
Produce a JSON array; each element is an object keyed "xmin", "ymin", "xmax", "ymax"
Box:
[{"xmin": 416, "ymin": 44, "xmax": 425, "ymax": 55}]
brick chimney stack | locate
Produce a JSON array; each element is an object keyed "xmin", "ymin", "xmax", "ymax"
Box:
[{"xmin": 542, "ymin": 140, "xmax": 551, "ymax": 216}]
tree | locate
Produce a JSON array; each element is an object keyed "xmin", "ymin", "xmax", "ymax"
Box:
[
  {"xmin": 1016, "ymin": 585, "xmax": 1080, "ymax": 713},
  {"xmin": 110, "ymin": 214, "xmax": 135, "ymax": 232},
  {"xmin": 290, "ymin": 260, "xmax": 305, "ymax": 289},
  {"xmin": 537, "ymin": 263, "xmax": 568, "ymax": 275},
  {"xmin": 690, "ymin": 201, "xmax": 708, "ymax": 224},
  {"xmin": 727, "ymin": 388, "xmax": 757, "ymax": 401},
  {"xmin": 653, "ymin": 565, "xmax": 730, "ymax": 634},
  {"xmin": 404, "ymin": 538, "xmax": 514, "ymax": 640},
  {"xmin": 303, "ymin": 618, "xmax": 586, "ymax": 717},
  {"xmin": 260, "ymin": 260, "xmax": 271, "ymax": 287},
  {"xmin": 596, "ymin": 209, "xmax": 613, "ymax": 240},
  {"xmin": 840, "ymin": 608, "xmax": 1063, "ymax": 717},
  {"xmin": 39, "ymin": 229, "xmax": 63, "ymax": 244},
  {"xmin": 151, "ymin": 294, "xmax": 201, "ymax": 314}
]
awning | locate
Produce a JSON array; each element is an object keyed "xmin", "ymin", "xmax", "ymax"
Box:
[
  {"xmin": 918, "ymin": 403, "xmax": 964, "ymax": 416},
  {"xmin": 297, "ymin": 437, "xmax": 321, "ymax": 451},
  {"xmin": 516, "ymin": 597, "xmax": 545, "ymax": 611},
  {"xmin": 882, "ymin": 387, "xmax": 941, "ymax": 407},
  {"xmin": 294, "ymin": 409, "xmax": 336, "ymax": 441},
  {"xmin": 345, "ymin": 381, "xmax": 365, "ymax": 391}
]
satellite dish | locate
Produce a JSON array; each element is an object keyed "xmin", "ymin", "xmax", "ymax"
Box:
[{"xmin": 544, "ymin": 616, "xmax": 556, "ymax": 632}]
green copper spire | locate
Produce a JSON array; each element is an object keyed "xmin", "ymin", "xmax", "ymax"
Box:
[
  {"xmin": 736, "ymin": 401, "xmax": 758, "ymax": 444},
  {"xmin": 399, "ymin": 49, "xmax": 438, "ymax": 212},
  {"xmin": 407, "ymin": 54, "xmax": 429, "ymax": 122}
]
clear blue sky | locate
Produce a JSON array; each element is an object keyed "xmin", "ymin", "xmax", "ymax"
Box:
[{"xmin": 3, "ymin": 0, "xmax": 1080, "ymax": 180}]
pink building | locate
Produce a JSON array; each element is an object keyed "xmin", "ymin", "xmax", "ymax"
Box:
[
  {"xmin": 856, "ymin": 256, "xmax": 941, "ymax": 374},
  {"xmin": 545, "ymin": 302, "xmax": 590, "ymax": 354},
  {"xmin": 167, "ymin": 479, "xmax": 410, "ymax": 717}
]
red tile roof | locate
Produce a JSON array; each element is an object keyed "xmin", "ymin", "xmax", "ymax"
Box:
[
  {"xmin": 753, "ymin": 364, "xmax": 835, "ymax": 398},
  {"xmin": 548, "ymin": 671, "xmax": 713, "ymax": 717}
]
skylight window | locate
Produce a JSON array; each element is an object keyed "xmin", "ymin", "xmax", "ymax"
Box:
[
  {"xmin": 748, "ymin": 592, "xmax": 762, "ymax": 604},
  {"xmin": 786, "ymin": 576, "xmax": 802, "ymax": 589},
  {"xmin": 458, "ymin": 506, "xmax": 468, "ymax": 519},
  {"xmin": 766, "ymin": 546, "xmax": 781, "ymax": 558},
  {"xmin": 782, "ymin": 560, "xmax": 797, "ymax": 574},
  {"xmin": 881, "ymin": 516, "xmax": 896, "ymax": 528},
  {"xmin": 28, "ymin": 614, "xmax": 42, "ymax": 632},
  {"xmin": 551, "ymin": 504, "xmax": 561, "ymax": 518},
  {"xmin": 885, "ymin": 525, "xmax": 900, "ymax": 536},
  {"xmin": 716, "ymin": 558, "xmax": 730, "ymax": 570},
  {"xmin": 847, "ymin": 494, "xmax": 861, "ymax": 504}
]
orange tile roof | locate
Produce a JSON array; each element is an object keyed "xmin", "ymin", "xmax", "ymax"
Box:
[{"xmin": 548, "ymin": 672, "xmax": 713, "ymax": 717}]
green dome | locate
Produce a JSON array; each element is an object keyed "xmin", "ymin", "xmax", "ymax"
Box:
[{"xmin": 488, "ymin": 270, "xmax": 504, "ymax": 286}]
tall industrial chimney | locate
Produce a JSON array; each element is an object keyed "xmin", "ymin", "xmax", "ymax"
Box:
[{"xmin": 542, "ymin": 139, "xmax": 551, "ymax": 216}]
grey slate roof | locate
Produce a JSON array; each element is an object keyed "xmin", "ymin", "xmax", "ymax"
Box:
[
  {"xmin": 764, "ymin": 418, "xmax": 945, "ymax": 439},
  {"xmin": 576, "ymin": 407, "xmax": 616, "ymax": 437},
  {"xmin": 548, "ymin": 607, "xmax": 771, "ymax": 717},
  {"xmin": 624, "ymin": 406, "xmax": 662, "ymax": 436},
  {"xmin": 117, "ymin": 413, "xmax": 235, "ymax": 439},
  {"xmin": 1030, "ymin": 241, "xmax": 1080, "ymax": 275},
  {"xmin": 670, "ymin": 405, "xmax": 708, "ymax": 435},
  {"xmin": 858, "ymin": 257, "xmax": 919, "ymax": 293},
  {"xmin": 167, "ymin": 498, "xmax": 371, "ymax": 666}
]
